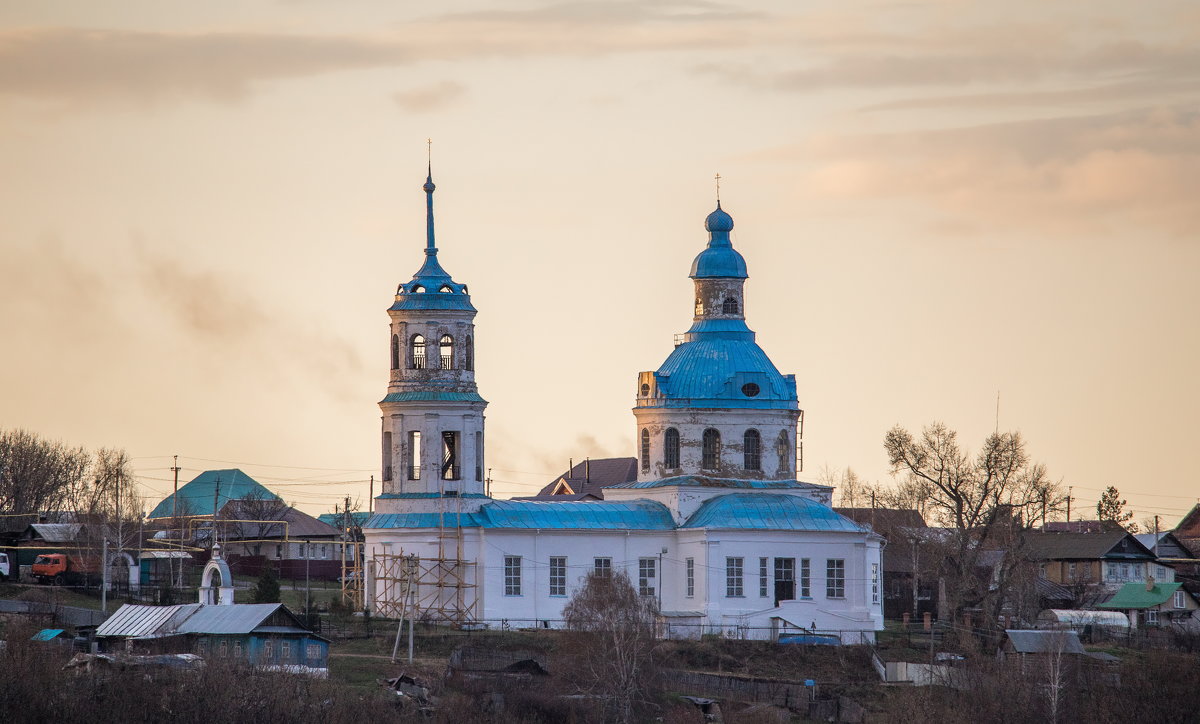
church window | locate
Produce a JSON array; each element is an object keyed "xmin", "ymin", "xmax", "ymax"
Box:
[
  {"xmin": 694, "ymin": 298, "xmax": 704, "ymax": 316},
  {"xmin": 439, "ymin": 335, "xmax": 454, "ymax": 369},
  {"xmin": 382, "ymin": 431, "xmax": 393, "ymax": 482},
  {"xmin": 872, "ymin": 563, "xmax": 880, "ymax": 605},
  {"xmin": 744, "ymin": 429, "xmax": 761, "ymax": 471},
  {"xmin": 726, "ymin": 557, "xmax": 744, "ymax": 597},
  {"xmin": 410, "ymin": 335, "xmax": 426, "ymax": 369},
  {"xmin": 777, "ymin": 431, "xmax": 790, "ymax": 475},
  {"xmin": 638, "ymin": 558, "xmax": 656, "ymax": 596},
  {"xmin": 549, "ymin": 557, "xmax": 567, "ymax": 596},
  {"xmin": 741, "ymin": 383, "xmax": 760, "ymax": 397},
  {"xmin": 685, "ymin": 558, "xmax": 694, "ymax": 597},
  {"xmin": 702, "ymin": 429, "xmax": 721, "ymax": 470},
  {"xmin": 722, "ymin": 296, "xmax": 739, "ymax": 314},
  {"xmin": 410, "ymin": 284, "xmax": 425, "ymax": 294},
  {"xmin": 442, "ymin": 431, "xmax": 461, "ymax": 480},
  {"xmin": 438, "ymin": 284, "xmax": 453, "ymax": 293},
  {"xmin": 407, "ymin": 431, "xmax": 421, "ymax": 480},
  {"xmin": 640, "ymin": 383, "xmax": 649, "ymax": 396},
  {"xmin": 504, "ymin": 556, "xmax": 522, "ymax": 596},
  {"xmin": 664, "ymin": 428, "xmax": 680, "ymax": 469},
  {"xmin": 594, "ymin": 558, "xmax": 612, "ymax": 577},
  {"xmin": 640, "ymin": 429, "xmax": 650, "ymax": 473},
  {"xmin": 799, "ymin": 559, "xmax": 811, "ymax": 598},
  {"xmin": 465, "ymin": 335, "xmax": 474, "ymax": 371},
  {"xmin": 391, "ymin": 335, "xmax": 400, "ymax": 370},
  {"xmin": 826, "ymin": 559, "xmax": 846, "ymax": 599},
  {"xmin": 475, "ymin": 431, "xmax": 483, "ymax": 481},
  {"xmin": 759, "ymin": 557, "xmax": 769, "ymax": 597}
]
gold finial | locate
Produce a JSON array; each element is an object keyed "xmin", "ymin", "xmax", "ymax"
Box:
[{"xmin": 714, "ymin": 172, "xmax": 722, "ymax": 203}]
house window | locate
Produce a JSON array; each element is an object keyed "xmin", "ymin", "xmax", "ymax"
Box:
[
  {"xmin": 408, "ymin": 431, "xmax": 421, "ymax": 480},
  {"xmin": 219, "ymin": 640, "xmax": 228, "ymax": 658},
  {"xmin": 722, "ymin": 296, "xmax": 738, "ymax": 314},
  {"xmin": 441, "ymin": 431, "xmax": 460, "ymax": 480},
  {"xmin": 640, "ymin": 428, "xmax": 651, "ymax": 473},
  {"xmin": 664, "ymin": 428, "xmax": 680, "ymax": 469},
  {"xmin": 1175, "ymin": 591, "xmax": 1185, "ymax": 609},
  {"xmin": 306, "ymin": 643, "xmax": 320, "ymax": 661},
  {"xmin": 281, "ymin": 641, "xmax": 291, "ymax": 661},
  {"xmin": 800, "ymin": 559, "xmax": 811, "ymax": 598},
  {"xmin": 776, "ymin": 431, "xmax": 790, "ymax": 475},
  {"xmin": 391, "ymin": 334, "xmax": 400, "ymax": 370},
  {"xmin": 872, "ymin": 563, "xmax": 880, "ymax": 605},
  {"xmin": 686, "ymin": 558, "xmax": 695, "ymax": 598},
  {"xmin": 826, "ymin": 559, "xmax": 846, "ymax": 599},
  {"xmin": 726, "ymin": 557, "xmax": 744, "ymax": 597},
  {"xmin": 744, "ymin": 429, "xmax": 761, "ymax": 471},
  {"xmin": 299, "ymin": 544, "xmax": 306, "ymax": 559},
  {"xmin": 410, "ymin": 334, "xmax": 426, "ymax": 369},
  {"xmin": 321, "ymin": 545, "xmax": 328, "ymax": 559},
  {"xmin": 439, "ymin": 334, "xmax": 454, "ymax": 369},
  {"xmin": 639, "ymin": 558, "xmax": 656, "ymax": 597},
  {"xmin": 264, "ymin": 639, "xmax": 274, "ymax": 660},
  {"xmin": 1068, "ymin": 562, "xmax": 1077, "ymax": 580},
  {"xmin": 504, "ymin": 556, "xmax": 522, "ymax": 596},
  {"xmin": 549, "ymin": 557, "xmax": 567, "ymax": 597},
  {"xmin": 234, "ymin": 641, "xmax": 243, "ymax": 658},
  {"xmin": 276, "ymin": 545, "xmax": 283, "ymax": 559},
  {"xmin": 465, "ymin": 335, "xmax": 474, "ymax": 371},
  {"xmin": 702, "ymin": 429, "xmax": 721, "ymax": 470},
  {"xmin": 594, "ymin": 558, "xmax": 612, "ymax": 577},
  {"xmin": 759, "ymin": 557, "xmax": 769, "ymax": 598},
  {"xmin": 1146, "ymin": 610, "xmax": 1159, "ymax": 625}
]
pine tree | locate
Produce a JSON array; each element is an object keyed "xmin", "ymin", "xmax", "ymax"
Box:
[
  {"xmin": 1096, "ymin": 485, "xmax": 1138, "ymax": 533},
  {"xmin": 252, "ymin": 563, "xmax": 281, "ymax": 603}
]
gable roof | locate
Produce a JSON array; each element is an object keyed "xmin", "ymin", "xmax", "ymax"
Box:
[
  {"xmin": 96, "ymin": 603, "xmax": 318, "ymax": 638},
  {"xmin": 1023, "ymin": 530, "xmax": 1155, "ymax": 561},
  {"xmin": 536, "ymin": 457, "xmax": 638, "ymax": 498},
  {"xmin": 835, "ymin": 508, "xmax": 927, "ymax": 533},
  {"xmin": 1005, "ymin": 630, "xmax": 1086, "ymax": 654},
  {"xmin": 23, "ymin": 523, "xmax": 83, "ymax": 543},
  {"xmin": 220, "ymin": 501, "xmax": 339, "ymax": 540},
  {"xmin": 1099, "ymin": 582, "xmax": 1188, "ymax": 610},
  {"xmin": 148, "ymin": 469, "xmax": 281, "ymax": 519},
  {"xmin": 1174, "ymin": 504, "xmax": 1200, "ymax": 538}
]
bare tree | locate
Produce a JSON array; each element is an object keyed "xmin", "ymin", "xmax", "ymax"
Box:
[
  {"xmin": 885, "ymin": 423, "xmax": 1066, "ymax": 623},
  {"xmin": 562, "ymin": 571, "xmax": 660, "ymax": 724},
  {"xmin": 0, "ymin": 428, "xmax": 91, "ymax": 529},
  {"xmin": 224, "ymin": 492, "xmax": 290, "ymax": 542}
]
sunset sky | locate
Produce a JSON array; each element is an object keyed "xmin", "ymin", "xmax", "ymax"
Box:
[{"xmin": 2, "ymin": 1, "xmax": 1197, "ymax": 525}]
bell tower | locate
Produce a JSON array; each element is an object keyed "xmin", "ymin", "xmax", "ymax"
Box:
[{"xmin": 376, "ymin": 162, "xmax": 487, "ymax": 508}]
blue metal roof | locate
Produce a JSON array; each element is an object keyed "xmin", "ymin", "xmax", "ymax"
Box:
[
  {"xmin": 317, "ymin": 511, "xmax": 371, "ymax": 528},
  {"xmin": 650, "ymin": 338, "xmax": 797, "ymax": 410},
  {"xmin": 390, "ymin": 168, "xmax": 475, "ymax": 312},
  {"xmin": 148, "ymin": 469, "xmax": 280, "ymax": 519},
  {"xmin": 681, "ymin": 494, "xmax": 868, "ymax": 532},
  {"xmin": 380, "ymin": 391, "xmax": 487, "ymax": 404},
  {"xmin": 374, "ymin": 493, "xmax": 490, "ymax": 500},
  {"xmin": 365, "ymin": 499, "xmax": 675, "ymax": 531},
  {"xmin": 691, "ymin": 203, "xmax": 747, "ymax": 279},
  {"xmin": 606, "ymin": 475, "xmax": 811, "ymax": 490},
  {"xmin": 31, "ymin": 629, "xmax": 66, "ymax": 641}
]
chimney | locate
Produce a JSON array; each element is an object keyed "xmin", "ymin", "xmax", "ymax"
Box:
[
  {"xmin": 585, "ymin": 457, "xmax": 591, "ymax": 484},
  {"xmin": 1146, "ymin": 574, "xmax": 1155, "ymax": 592}
]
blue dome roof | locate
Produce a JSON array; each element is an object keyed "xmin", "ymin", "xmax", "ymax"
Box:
[
  {"xmin": 681, "ymin": 494, "xmax": 867, "ymax": 531},
  {"xmin": 651, "ymin": 338, "xmax": 797, "ymax": 410},
  {"xmin": 690, "ymin": 203, "xmax": 747, "ymax": 279}
]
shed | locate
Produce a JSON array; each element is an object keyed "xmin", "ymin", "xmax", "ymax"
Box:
[
  {"xmin": 1002, "ymin": 629, "xmax": 1087, "ymax": 656},
  {"xmin": 1037, "ymin": 609, "xmax": 1130, "ymax": 630}
]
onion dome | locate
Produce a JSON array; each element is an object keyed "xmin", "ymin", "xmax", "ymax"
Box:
[{"xmin": 690, "ymin": 202, "xmax": 748, "ymax": 279}]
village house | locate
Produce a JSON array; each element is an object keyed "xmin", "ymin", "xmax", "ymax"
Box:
[
  {"xmin": 1023, "ymin": 529, "xmax": 1172, "ymax": 601},
  {"xmin": 1099, "ymin": 581, "xmax": 1200, "ymax": 630}
]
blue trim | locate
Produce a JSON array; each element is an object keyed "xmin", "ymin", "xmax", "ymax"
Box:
[
  {"xmin": 375, "ymin": 493, "xmax": 490, "ymax": 499},
  {"xmin": 606, "ymin": 475, "xmax": 814, "ymax": 490},
  {"xmin": 380, "ymin": 391, "xmax": 487, "ymax": 404}
]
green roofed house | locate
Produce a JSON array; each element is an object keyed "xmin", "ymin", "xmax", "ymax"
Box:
[
  {"xmin": 148, "ymin": 469, "xmax": 280, "ymax": 519},
  {"xmin": 1099, "ymin": 581, "xmax": 1200, "ymax": 630}
]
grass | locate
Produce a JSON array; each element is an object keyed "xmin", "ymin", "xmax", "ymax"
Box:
[{"xmin": 0, "ymin": 581, "xmax": 124, "ymax": 613}]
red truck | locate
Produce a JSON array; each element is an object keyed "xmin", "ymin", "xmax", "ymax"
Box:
[{"xmin": 31, "ymin": 553, "xmax": 98, "ymax": 586}]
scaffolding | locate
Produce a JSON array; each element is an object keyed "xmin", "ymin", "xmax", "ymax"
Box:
[{"xmin": 372, "ymin": 493, "xmax": 477, "ymax": 623}]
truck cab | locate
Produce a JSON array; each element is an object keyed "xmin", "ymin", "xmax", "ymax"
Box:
[
  {"xmin": 0, "ymin": 551, "xmax": 9, "ymax": 581},
  {"xmin": 32, "ymin": 554, "xmax": 70, "ymax": 585}
]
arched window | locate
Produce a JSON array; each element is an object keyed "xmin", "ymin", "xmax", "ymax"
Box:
[
  {"xmin": 694, "ymin": 298, "xmax": 704, "ymax": 316},
  {"xmin": 722, "ymin": 296, "xmax": 739, "ymax": 314},
  {"xmin": 743, "ymin": 429, "xmax": 761, "ymax": 471},
  {"xmin": 640, "ymin": 429, "xmax": 650, "ymax": 473},
  {"xmin": 777, "ymin": 431, "xmax": 790, "ymax": 475},
  {"xmin": 390, "ymin": 334, "xmax": 400, "ymax": 370},
  {"xmin": 640, "ymin": 383, "xmax": 650, "ymax": 397},
  {"xmin": 409, "ymin": 335, "xmax": 426, "ymax": 369},
  {"xmin": 664, "ymin": 428, "xmax": 680, "ymax": 469},
  {"xmin": 465, "ymin": 335, "xmax": 474, "ymax": 371},
  {"xmin": 702, "ymin": 429, "xmax": 721, "ymax": 470},
  {"xmin": 439, "ymin": 335, "xmax": 454, "ymax": 369}
]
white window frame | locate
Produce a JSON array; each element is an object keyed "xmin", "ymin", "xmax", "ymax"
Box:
[
  {"xmin": 799, "ymin": 558, "xmax": 810, "ymax": 598},
  {"xmin": 594, "ymin": 557, "xmax": 612, "ymax": 577},
  {"xmin": 685, "ymin": 558, "xmax": 695, "ymax": 598},
  {"xmin": 638, "ymin": 558, "xmax": 656, "ymax": 597},
  {"xmin": 504, "ymin": 556, "xmax": 522, "ymax": 596},
  {"xmin": 759, "ymin": 557, "xmax": 769, "ymax": 598},
  {"xmin": 726, "ymin": 557, "xmax": 744, "ymax": 598},
  {"xmin": 871, "ymin": 563, "xmax": 880, "ymax": 605},
  {"xmin": 826, "ymin": 559, "xmax": 846, "ymax": 599},
  {"xmin": 1175, "ymin": 591, "xmax": 1185, "ymax": 609},
  {"xmin": 549, "ymin": 556, "xmax": 567, "ymax": 597},
  {"xmin": 1146, "ymin": 609, "xmax": 1159, "ymax": 625}
]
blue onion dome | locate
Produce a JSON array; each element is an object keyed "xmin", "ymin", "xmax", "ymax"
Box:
[{"xmin": 705, "ymin": 203, "xmax": 734, "ymax": 232}]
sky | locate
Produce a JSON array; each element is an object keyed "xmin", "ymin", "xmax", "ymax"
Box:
[{"xmin": 1, "ymin": 0, "xmax": 1197, "ymax": 526}]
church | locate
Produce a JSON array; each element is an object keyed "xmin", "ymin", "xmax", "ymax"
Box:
[{"xmin": 361, "ymin": 166, "xmax": 883, "ymax": 642}]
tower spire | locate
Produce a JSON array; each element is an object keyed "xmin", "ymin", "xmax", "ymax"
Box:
[{"xmin": 423, "ymin": 138, "xmax": 436, "ymax": 253}]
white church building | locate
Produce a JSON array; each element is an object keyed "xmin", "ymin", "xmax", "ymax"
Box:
[{"xmin": 361, "ymin": 167, "xmax": 883, "ymax": 642}]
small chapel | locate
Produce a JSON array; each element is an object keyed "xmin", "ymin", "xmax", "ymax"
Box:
[{"xmin": 361, "ymin": 166, "xmax": 883, "ymax": 642}]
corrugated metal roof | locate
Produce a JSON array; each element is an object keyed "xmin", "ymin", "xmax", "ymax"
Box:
[
  {"xmin": 175, "ymin": 603, "xmax": 285, "ymax": 634},
  {"xmin": 1099, "ymin": 582, "xmax": 1185, "ymax": 610},
  {"xmin": 364, "ymin": 512, "xmax": 482, "ymax": 529},
  {"xmin": 31, "ymin": 629, "xmax": 66, "ymax": 641},
  {"xmin": 96, "ymin": 604, "xmax": 199, "ymax": 638},
  {"xmin": 28, "ymin": 523, "xmax": 82, "ymax": 543},
  {"xmin": 607, "ymin": 475, "xmax": 811, "ymax": 490},
  {"xmin": 317, "ymin": 511, "xmax": 372, "ymax": 527},
  {"xmin": 651, "ymin": 339, "xmax": 797, "ymax": 410},
  {"xmin": 681, "ymin": 494, "xmax": 867, "ymax": 532},
  {"xmin": 147, "ymin": 469, "xmax": 279, "ymax": 519},
  {"xmin": 1023, "ymin": 531, "xmax": 1154, "ymax": 561},
  {"xmin": 1005, "ymin": 630, "xmax": 1086, "ymax": 654},
  {"xmin": 479, "ymin": 500, "xmax": 675, "ymax": 530}
]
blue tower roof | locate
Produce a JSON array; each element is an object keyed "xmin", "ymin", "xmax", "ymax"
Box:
[
  {"xmin": 690, "ymin": 202, "xmax": 747, "ymax": 279},
  {"xmin": 391, "ymin": 165, "xmax": 475, "ymax": 312}
]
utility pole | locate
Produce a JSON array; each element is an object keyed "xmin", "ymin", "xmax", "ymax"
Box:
[
  {"xmin": 369, "ymin": 475, "xmax": 374, "ymax": 514},
  {"xmin": 171, "ymin": 455, "xmax": 181, "ymax": 589},
  {"xmin": 305, "ymin": 539, "xmax": 311, "ymax": 616},
  {"xmin": 1066, "ymin": 486, "xmax": 1073, "ymax": 523},
  {"xmin": 101, "ymin": 537, "xmax": 108, "ymax": 613}
]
